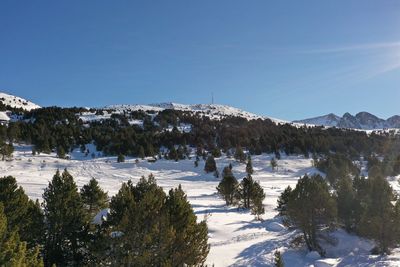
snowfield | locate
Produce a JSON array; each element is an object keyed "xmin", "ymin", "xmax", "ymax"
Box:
[{"xmin": 2, "ymin": 145, "xmax": 400, "ymax": 266}]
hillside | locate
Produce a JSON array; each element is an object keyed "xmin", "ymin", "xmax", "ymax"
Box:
[{"xmin": 0, "ymin": 92, "xmax": 40, "ymax": 111}]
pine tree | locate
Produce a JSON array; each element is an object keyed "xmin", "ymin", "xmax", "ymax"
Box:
[
  {"xmin": 107, "ymin": 176, "xmax": 209, "ymax": 266},
  {"xmin": 274, "ymin": 250, "xmax": 284, "ymax": 267},
  {"xmin": 0, "ymin": 176, "xmax": 44, "ymax": 247},
  {"xmin": 138, "ymin": 145, "xmax": 145, "ymax": 159},
  {"xmin": 238, "ymin": 174, "xmax": 254, "ymax": 209},
  {"xmin": 110, "ymin": 175, "xmax": 173, "ymax": 266},
  {"xmin": 57, "ymin": 146, "xmax": 66, "ymax": 159},
  {"xmin": 81, "ymin": 178, "xmax": 109, "ymax": 219},
  {"xmin": 336, "ymin": 176, "xmax": 356, "ymax": 231},
  {"xmin": 217, "ymin": 166, "xmax": 239, "ymax": 205},
  {"xmin": 204, "ymin": 155, "xmax": 217, "ymax": 173},
  {"xmin": 286, "ymin": 174, "xmax": 337, "ymax": 255},
  {"xmin": 43, "ymin": 169, "xmax": 89, "ymax": 266},
  {"xmin": 358, "ymin": 175, "xmax": 397, "ymax": 254},
  {"xmin": 251, "ymin": 181, "xmax": 265, "ymax": 220},
  {"xmin": 0, "ymin": 142, "xmax": 13, "ymax": 160},
  {"xmin": 117, "ymin": 153, "xmax": 125, "ymax": 163},
  {"xmin": 277, "ymin": 186, "xmax": 292, "ymax": 217},
  {"xmin": 234, "ymin": 146, "xmax": 246, "ymax": 163},
  {"xmin": 166, "ymin": 185, "xmax": 209, "ymax": 266},
  {"xmin": 0, "ymin": 203, "xmax": 43, "ymax": 267},
  {"xmin": 271, "ymin": 157, "xmax": 278, "ymax": 171},
  {"xmin": 246, "ymin": 155, "xmax": 254, "ymax": 175}
]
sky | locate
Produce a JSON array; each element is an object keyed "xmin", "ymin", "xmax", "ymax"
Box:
[{"xmin": 1, "ymin": 1, "xmax": 400, "ymax": 121}]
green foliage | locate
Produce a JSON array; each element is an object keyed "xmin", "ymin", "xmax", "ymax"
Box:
[
  {"xmin": 117, "ymin": 153, "xmax": 125, "ymax": 163},
  {"xmin": 204, "ymin": 155, "xmax": 217, "ymax": 173},
  {"xmin": 42, "ymin": 169, "xmax": 89, "ymax": 266},
  {"xmin": 107, "ymin": 175, "xmax": 209, "ymax": 266},
  {"xmin": 216, "ymin": 166, "xmax": 239, "ymax": 205},
  {"xmin": 286, "ymin": 174, "xmax": 337, "ymax": 255},
  {"xmin": 81, "ymin": 178, "xmax": 109, "ymax": 219},
  {"xmin": 250, "ymin": 181, "xmax": 265, "ymax": 220},
  {"xmin": 277, "ymin": 186, "xmax": 292, "ymax": 217},
  {"xmin": 315, "ymin": 153, "xmax": 359, "ymax": 188},
  {"xmin": 0, "ymin": 142, "xmax": 13, "ymax": 160},
  {"xmin": 0, "ymin": 176, "xmax": 44, "ymax": 248},
  {"xmin": 274, "ymin": 250, "xmax": 284, "ymax": 267},
  {"xmin": 246, "ymin": 155, "xmax": 254, "ymax": 175},
  {"xmin": 0, "ymin": 203, "xmax": 43, "ymax": 267},
  {"xmin": 56, "ymin": 145, "xmax": 66, "ymax": 159},
  {"xmin": 237, "ymin": 174, "xmax": 266, "ymax": 218},
  {"xmin": 358, "ymin": 175, "xmax": 397, "ymax": 254},
  {"xmin": 234, "ymin": 146, "xmax": 246, "ymax": 163}
]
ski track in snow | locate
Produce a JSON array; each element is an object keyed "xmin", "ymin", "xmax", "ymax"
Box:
[{"xmin": 1, "ymin": 145, "xmax": 400, "ymax": 266}]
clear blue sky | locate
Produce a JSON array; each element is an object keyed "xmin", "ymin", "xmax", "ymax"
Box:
[{"xmin": 1, "ymin": 1, "xmax": 399, "ymax": 120}]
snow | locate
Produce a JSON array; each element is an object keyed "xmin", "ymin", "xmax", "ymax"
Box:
[
  {"xmin": 1, "ymin": 145, "xmax": 400, "ymax": 266},
  {"xmin": 105, "ymin": 102, "xmax": 287, "ymax": 123},
  {"xmin": 0, "ymin": 111, "xmax": 10, "ymax": 122},
  {"xmin": 0, "ymin": 92, "xmax": 40, "ymax": 111}
]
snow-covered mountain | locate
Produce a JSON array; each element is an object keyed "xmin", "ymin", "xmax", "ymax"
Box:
[
  {"xmin": 0, "ymin": 92, "xmax": 40, "ymax": 111},
  {"xmin": 295, "ymin": 112, "xmax": 400, "ymax": 130},
  {"xmin": 104, "ymin": 102, "xmax": 286, "ymax": 123}
]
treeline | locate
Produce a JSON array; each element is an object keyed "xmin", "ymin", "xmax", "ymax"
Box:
[
  {"xmin": 0, "ymin": 171, "xmax": 209, "ymax": 266},
  {"xmin": 0, "ymin": 107, "xmax": 397, "ymax": 160},
  {"xmin": 278, "ymin": 153, "xmax": 400, "ymax": 256}
]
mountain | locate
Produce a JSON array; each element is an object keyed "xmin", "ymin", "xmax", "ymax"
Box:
[
  {"xmin": 104, "ymin": 102, "xmax": 287, "ymax": 123},
  {"xmin": 0, "ymin": 92, "xmax": 40, "ymax": 111},
  {"xmin": 293, "ymin": 113, "xmax": 341, "ymax": 127},
  {"xmin": 295, "ymin": 112, "xmax": 399, "ymax": 130}
]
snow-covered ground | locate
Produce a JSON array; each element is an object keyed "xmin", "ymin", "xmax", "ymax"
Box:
[
  {"xmin": 1, "ymin": 145, "xmax": 400, "ymax": 266},
  {"xmin": 0, "ymin": 92, "xmax": 40, "ymax": 111}
]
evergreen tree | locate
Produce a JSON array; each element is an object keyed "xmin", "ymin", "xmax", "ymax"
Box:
[
  {"xmin": 0, "ymin": 176, "xmax": 44, "ymax": 248},
  {"xmin": 211, "ymin": 147, "xmax": 221, "ymax": 158},
  {"xmin": 234, "ymin": 146, "xmax": 246, "ymax": 163},
  {"xmin": 277, "ymin": 186, "xmax": 292, "ymax": 217},
  {"xmin": 43, "ymin": 169, "xmax": 89, "ymax": 266},
  {"xmin": 237, "ymin": 174, "xmax": 254, "ymax": 209},
  {"xmin": 56, "ymin": 146, "xmax": 66, "ymax": 159},
  {"xmin": 138, "ymin": 145, "xmax": 145, "ymax": 159},
  {"xmin": 286, "ymin": 174, "xmax": 337, "ymax": 255},
  {"xmin": 271, "ymin": 158, "xmax": 278, "ymax": 171},
  {"xmin": 81, "ymin": 178, "xmax": 109, "ymax": 219},
  {"xmin": 216, "ymin": 166, "xmax": 239, "ymax": 205},
  {"xmin": 0, "ymin": 142, "xmax": 13, "ymax": 160},
  {"xmin": 336, "ymin": 176, "xmax": 356, "ymax": 231},
  {"xmin": 274, "ymin": 250, "xmax": 284, "ymax": 267},
  {"xmin": 358, "ymin": 175, "xmax": 397, "ymax": 254},
  {"xmin": 117, "ymin": 153, "xmax": 125, "ymax": 163},
  {"xmin": 165, "ymin": 185, "xmax": 209, "ymax": 266},
  {"xmin": 0, "ymin": 203, "xmax": 43, "ymax": 267},
  {"xmin": 168, "ymin": 146, "xmax": 178, "ymax": 161},
  {"xmin": 251, "ymin": 181, "xmax": 265, "ymax": 220},
  {"xmin": 246, "ymin": 155, "xmax": 254, "ymax": 175},
  {"xmin": 107, "ymin": 175, "xmax": 209, "ymax": 266},
  {"xmin": 204, "ymin": 155, "xmax": 217, "ymax": 173}
]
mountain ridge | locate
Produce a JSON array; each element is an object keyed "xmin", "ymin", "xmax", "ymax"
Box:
[{"xmin": 295, "ymin": 112, "xmax": 400, "ymax": 130}]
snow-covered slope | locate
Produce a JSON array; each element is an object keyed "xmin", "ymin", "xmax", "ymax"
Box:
[
  {"xmin": 0, "ymin": 92, "xmax": 40, "ymax": 111},
  {"xmin": 105, "ymin": 102, "xmax": 286, "ymax": 123},
  {"xmin": 3, "ymin": 146, "xmax": 400, "ymax": 266},
  {"xmin": 295, "ymin": 112, "xmax": 400, "ymax": 130}
]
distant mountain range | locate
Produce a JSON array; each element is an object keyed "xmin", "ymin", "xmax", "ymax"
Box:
[
  {"xmin": 1, "ymin": 91, "xmax": 399, "ymax": 131},
  {"xmin": 294, "ymin": 112, "xmax": 400, "ymax": 130}
]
